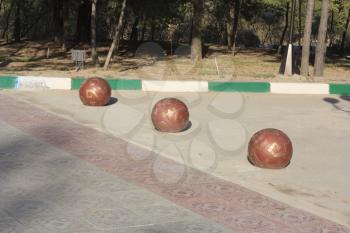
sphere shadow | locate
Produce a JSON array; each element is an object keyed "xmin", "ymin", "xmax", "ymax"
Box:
[
  {"xmin": 105, "ymin": 97, "xmax": 118, "ymax": 106},
  {"xmin": 181, "ymin": 121, "xmax": 192, "ymax": 132}
]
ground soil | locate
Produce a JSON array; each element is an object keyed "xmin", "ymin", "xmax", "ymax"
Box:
[{"xmin": 0, "ymin": 40, "xmax": 349, "ymax": 83}]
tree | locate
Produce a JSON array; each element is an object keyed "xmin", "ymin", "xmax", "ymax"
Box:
[
  {"xmin": 2, "ymin": 1, "xmax": 14, "ymax": 41},
  {"xmin": 91, "ymin": 0, "xmax": 98, "ymax": 66},
  {"xmin": 300, "ymin": 0, "xmax": 315, "ymax": 76},
  {"xmin": 104, "ymin": 0, "xmax": 127, "ymax": 69},
  {"xmin": 76, "ymin": 0, "xmax": 91, "ymax": 43},
  {"xmin": 140, "ymin": 12, "xmax": 147, "ymax": 42},
  {"xmin": 53, "ymin": 0, "xmax": 63, "ymax": 43},
  {"xmin": 191, "ymin": 0, "xmax": 203, "ymax": 61},
  {"xmin": 231, "ymin": 0, "xmax": 241, "ymax": 55},
  {"xmin": 226, "ymin": 1, "xmax": 235, "ymax": 50},
  {"xmin": 278, "ymin": 2, "xmax": 289, "ymax": 53},
  {"xmin": 62, "ymin": 0, "xmax": 69, "ymax": 51},
  {"xmin": 314, "ymin": 0, "xmax": 330, "ymax": 77},
  {"xmin": 298, "ymin": 0, "xmax": 302, "ymax": 46},
  {"xmin": 340, "ymin": 8, "xmax": 350, "ymax": 56},
  {"xmin": 13, "ymin": 0, "xmax": 21, "ymax": 42}
]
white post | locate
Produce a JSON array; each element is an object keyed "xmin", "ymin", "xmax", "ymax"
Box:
[{"xmin": 284, "ymin": 44, "xmax": 293, "ymax": 76}]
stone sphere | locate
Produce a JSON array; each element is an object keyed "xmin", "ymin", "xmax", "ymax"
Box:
[
  {"xmin": 248, "ymin": 128, "xmax": 293, "ymax": 169},
  {"xmin": 151, "ymin": 98, "xmax": 190, "ymax": 133},
  {"xmin": 79, "ymin": 77, "xmax": 111, "ymax": 106}
]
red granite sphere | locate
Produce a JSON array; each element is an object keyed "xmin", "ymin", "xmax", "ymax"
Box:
[
  {"xmin": 248, "ymin": 128, "xmax": 293, "ymax": 169},
  {"xmin": 79, "ymin": 77, "xmax": 111, "ymax": 106},
  {"xmin": 151, "ymin": 98, "xmax": 190, "ymax": 133}
]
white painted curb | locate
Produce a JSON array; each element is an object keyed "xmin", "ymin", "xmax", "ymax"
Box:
[
  {"xmin": 16, "ymin": 76, "xmax": 71, "ymax": 90},
  {"xmin": 270, "ymin": 83, "xmax": 329, "ymax": 94},
  {"xmin": 142, "ymin": 80, "xmax": 209, "ymax": 92},
  {"xmin": 6, "ymin": 76, "xmax": 346, "ymax": 95}
]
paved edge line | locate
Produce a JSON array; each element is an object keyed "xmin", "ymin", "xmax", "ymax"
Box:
[{"xmin": 1, "ymin": 75, "xmax": 350, "ymax": 94}]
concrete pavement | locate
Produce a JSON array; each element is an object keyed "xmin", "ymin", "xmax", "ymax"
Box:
[
  {"xmin": 0, "ymin": 90, "xmax": 349, "ymax": 232},
  {"xmin": 0, "ymin": 120, "xmax": 232, "ymax": 233}
]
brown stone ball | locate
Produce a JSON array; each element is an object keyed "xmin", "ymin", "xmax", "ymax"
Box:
[
  {"xmin": 79, "ymin": 77, "xmax": 111, "ymax": 106},
  {"xmin": 248, "ymin": 128, "xmax": 293, "ymax": 169},
  {"xmin": 151, "ymin": 98, "xmax": 190, "ymax": 133}
]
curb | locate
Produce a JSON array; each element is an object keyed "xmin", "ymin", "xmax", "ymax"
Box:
[
  {"xmin": 0, "ymin": 75, "xmax": 349, "ymax": 95},
  {"xmin": 71, "ymin": 77, "xmax": 141, "ymax": 90}
]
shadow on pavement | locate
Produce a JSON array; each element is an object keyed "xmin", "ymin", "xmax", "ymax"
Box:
[
  {"xmin": 0, "ymin": 125, "xmax": 79, "ymax": 230},
  {"xmin": 106, "ymin": 97, "xmax": 118, "ymax": 106},
  {"xmin": 340, "ymin": 95, "xmax": 350, "ymax": 102},
  {"xmin": 323, "ymin": 97, "xmax": 350, "ymax": 113}
]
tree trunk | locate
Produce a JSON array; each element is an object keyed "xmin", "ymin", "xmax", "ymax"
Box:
[
  {"xmin": 62, "ymin": 0, "xmax": 69, "ymax": 51},
  {"xmin": 0, "ymin": 0, "xmax": 3, "ymax": 11},
  {"xmin": 314, "ymin": 0, "xmax": 329, "ymax": 77},
  {"xmin": 2, "ymin": 2, "xmax": 14, "ymax": 39},
  {"xmin": 150, "ymin": 17, "xmax": 155, "ymax": 41},
  {"xmin": 329, "ymin": 9, "xmax": 334, "ymax": 47},
  {"xmin": 232, "ymin": 0, "xmax": 241, "ymax": 55},
  {"xmin": 120, "ymin": 19, "xmax": 127, "ymax": 41},
  {"xmin": 226, "ymin": 2, "xmax": 234, "ymax": 50},
  {"xmin": 189, "ymin": 16, "xmax": 193, "ymax": 45},
  {"xmin": 104, "ymin": 0, "xmax": 127, "ymax": 69},
  {"xmin": 221, "ymin": 23, "xmax": 227, "ymax": 45},
  {"xmin": 340, "ymin": 9, "xmax": 350, "ymax": 56},
  {"xmin": 22, "ymin": 12, "xmax": 46, "ymax": 38},
  {"xmin": 53, "ymin": 0, "xmax": 63, "ymax": 42},
  {"xmin": 91, "ymin": 0, "xmax": 98, "ymax": 66},
  {"xmin": 300, "ymin": 0, "xmax": 315, "ymax": 77},
  {"xmin": 129, "ymin": 16, "xmax": 139, "ymax": 42},
  {"xmin": 191, "ymin": 0, "xmax": 203, "ymax": 61},
  {"xmin": 14, "ymin": 1, "xmax": 21, "ymax": 42},
  {"xmin": 298, "ymin": 0, "xmax": 302, "ymax": 46},
  {"xmin": 140, "ymin": 13, "xmax": 147, "ymax": 42},
  {"xmin": 76, "ymin": 0, "xmax": 91, "ymax": 43},
  {"xmin": 278, "ymin": 2, "xmax": 290, "ymax": 53}
]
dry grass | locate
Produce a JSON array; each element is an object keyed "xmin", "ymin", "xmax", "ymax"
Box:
[{"xmin": 0, "ymin": 40, "xmax": 349, "ymax": 83}]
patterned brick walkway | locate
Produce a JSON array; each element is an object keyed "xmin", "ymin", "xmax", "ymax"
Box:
[{"xmin": 0, "ymin": 93, "xmax": 349, "ymax": 233}]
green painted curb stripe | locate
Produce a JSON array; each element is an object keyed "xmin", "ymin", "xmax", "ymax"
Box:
[
  {"xmin": 108, "ymin": 79, "xmax": 141, "ymax": 90},
  {"xmin": 208, "ymin": 82, "xmax": 270, "ymax": 93},
  {"xmin": 0, "ymin": 76, "xmax": 18, "ymax": 89},
  {"xmin": 71, "ymin": 77, "xmax": 85, "ymax": 90},
  {"xmin": 329, "ymin": 84, "xmax": 350, "ymax": 95},
  {"xmin": 71, "ymin": 77, "xmax": 142, "ymax": 90}
]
